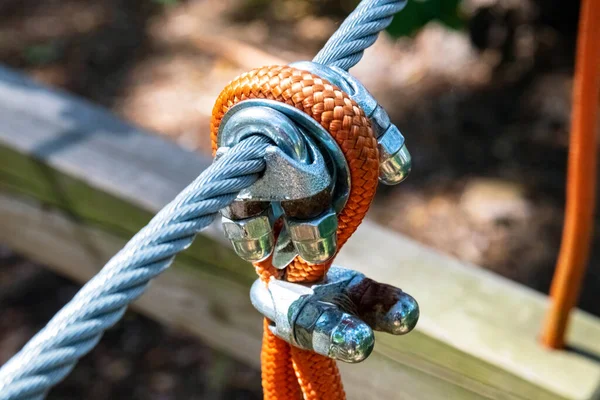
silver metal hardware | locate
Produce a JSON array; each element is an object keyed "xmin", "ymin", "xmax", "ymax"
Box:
[
  {"xmin": 219, "ymin": 105, "xmax": 308, "ymax": 163},
  {"xmin": 250, "ymin": 265, "xmax": 419, "ymax": 363},
  {"xmin": 362, "ymin": 285, "xmax": 420, "ymax": 335},
  {"xmin": 217, "ymin": 106, "xmax": 330, "ymax": 202},
  {"xmin": 250, "ymin": 266, "xmax": 374, "ymax": 363},
  {"xmin": 271, "ymin": 226, "xmax": 298, "ymax": 268},
  {"xmin": 377, "ymin": 126, "xmax": 412, "ymax": 185},
  {"xmin": 217, "ymin": 100, "xmax": 351, "ymax": 266},
  {"xmin": 218, "ymin": 100, "xmax": 350, "ymax": 213},
  {"xmin": 290, "ymin": 61, "xmax": 412, "ymax": 185},
  {"xmin": 221, "ymin": 207, "xmax": 276, "ymax": 262},
  {"xmin": 285, "ymin": 208, "xmax": 338, "ymax": 264}
]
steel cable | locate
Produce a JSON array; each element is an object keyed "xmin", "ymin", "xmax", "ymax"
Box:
[
  {"xmin": 0, "ymin": 1, "xmax": 407, "ymax": 397},
  {"xmin": 0, "ymin": 136, "xmax": 271, "ymax": 399},
  {"xmin": 313, "ymin": 0, "xmax": 407, "ymax": 71}
]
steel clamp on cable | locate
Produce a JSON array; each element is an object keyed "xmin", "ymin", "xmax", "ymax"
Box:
[
  {"xmin": 216, "ymin": 100, "xmax": 349, "ymax": 267},
  {"xmin": 211, "ymin": 56, "xmax": 418, "ymax": 399},
  {"xmin": 251, "ymin": 266, "xmax": 419, "ymax": 363}
]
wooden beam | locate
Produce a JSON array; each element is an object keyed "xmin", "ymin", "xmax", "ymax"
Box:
[
  {"xmin": 0, "ymin": 192, "xmax": 511, "ymax": 400},
  {"xmin": 1, "ymin": 65, "xmax": 600, "ymax": 399},
  {"xmin": 0, "ymin": 65, "xmax": 253, "ymax": 284}
]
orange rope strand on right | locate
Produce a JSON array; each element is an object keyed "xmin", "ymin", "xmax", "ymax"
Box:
[{"xmin": 540, "ymin": 0, "xmax": 600, "ymax": 349}]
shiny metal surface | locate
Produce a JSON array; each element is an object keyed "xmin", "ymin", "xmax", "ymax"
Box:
[
  {"xmin": 271, "ymin": 226, "xmax": 298, "ymax": 269},
  {"xmin": 369, "ymin": 103, "xmax": 392, "ymax": 138},
  {"xmin": 217, "ymin": 99, "xmax": 353, "ymax": 268},
  {"xmin": 249, "ymin": 268, "xmax": 374, "ymax": 363},
  {"xmin": 218, "ymin": 106, "xmax": 309, "ymax": 162},
  {"xmin": 249, "ymin": 265, "xmax": 419, "ymax": 362},
  {"xmin": 250, "ymin": 278, "xmax": 312, "ymax": 343},
  {"xmin": 290, "ymin": 61, "xmax": 412, "ymax": 185},
  {"xmin": 217, "ymin": 104, "xmax": 335, "ymax": 262},
  {"xmin": 217, "ymin": 110, "xmax": 331, "ymax": 203},
  {"xmin": 295, "ymin": 301, "xmax": 374, "ymax": 363},
  {"xmin": 322, "ymin": 312, "xmax": 374, "ymax": 362},
  {"xmin": 221, "ymin": 207, "xmax": 275, "ymax": 262},
  {"xmin": 220, "ymin": 99, "xmax": 351, "ymax": 214},
  {"xmin": 346, "ymin": 270, "xmax": 419, "ymax": 336},
  {"xmin": 376, "ymin": 291, "xmax": 420, "ymax": 335},
  {"xmin": 378, "ymin": 127, "xmax": 412, "ymax": 185},
  {"xmin": 286, "ymin": 208, "xmax": 338, "ymax": 265}
]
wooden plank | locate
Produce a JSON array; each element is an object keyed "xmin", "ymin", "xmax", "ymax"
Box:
[
  {"xmin": 0, "ymin": 65, "xmax": 254, "ymax": 284},
  {"xmin": 339, "ymin": 224, "xmax": 600, "ymax": 400},
  {"xmin": 0, "ymin": 192, "xmax": 499, "ymax": 400},
  {"xmin": 1, "ymin": 65, "xmax": 600, "ymax": 399}
]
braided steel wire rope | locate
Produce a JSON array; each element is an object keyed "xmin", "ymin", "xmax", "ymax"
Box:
[{"xmin": 0, "ymin": 1, "xmax": 406, "ymax": 398}]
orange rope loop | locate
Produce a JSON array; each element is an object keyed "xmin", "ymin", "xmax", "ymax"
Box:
[{"xmin": 210, "ymin": 65, "xmax": 379, "ymax": 400}]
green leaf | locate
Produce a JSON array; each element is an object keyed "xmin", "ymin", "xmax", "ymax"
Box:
[
  {"xmin": 23, "ymin": 43, "xmax": 61, "ymax": 66},
  {"xmin": 386, "ymin": 0, "xmax": 465, "ymax": 38},
  {"xmin": 151, "ymin": 0, "xmax": 179, "ymax": 6}
]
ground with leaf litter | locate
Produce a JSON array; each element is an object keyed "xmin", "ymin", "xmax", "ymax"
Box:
[{"xmin": 1, "ymin": 0, "xmax": 597, "ymax": 399}]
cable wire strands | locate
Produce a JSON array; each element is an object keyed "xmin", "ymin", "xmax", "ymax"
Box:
[
  {"xmin": 313, "ymin": 0, "xmax": 407, "ymax": 71},
  {"xmin": 0, "ymin": 1, "xmax": 411, "ymax": 399},
  {"xmin": 0, "ymin": 136, "xmax": 271, "ymax": 400}
]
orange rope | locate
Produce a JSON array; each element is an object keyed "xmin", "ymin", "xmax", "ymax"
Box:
[
  {"xmin": 540, "ymin": 0, "xmax": 600, "ymax": 349},
  {"xmin": 210, "ymin": 65, "xmax": 379, "ymax": 399}
]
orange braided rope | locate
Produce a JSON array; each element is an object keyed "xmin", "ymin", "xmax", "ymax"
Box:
[
  {"xmin": 540, "ymin": 0, "xmax": 600, "ymax": 349},
  {"xmin": 210, "ymin": 65, "xmax": 379, "ymax": 399}
]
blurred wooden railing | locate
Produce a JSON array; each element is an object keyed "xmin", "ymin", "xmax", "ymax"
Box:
[{"xmin": 1, "ymin": 65, "xmax": 600, "ymax": 400}]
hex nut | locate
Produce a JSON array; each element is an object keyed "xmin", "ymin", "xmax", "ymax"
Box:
[
  {"xmin": 222, "ymin": 215, "xmax": 272, "ymax": 239},
  {"xmin": 377, "ymin": 125, "xmax": 411, "ymax": 185},
  {"xmin": 293, "ymin": 300, "xmax": 374, "ymax": 364},
  {"xmin": 222, "ymin": 209, "xmax": 275, "ymax": 262},
  {"xmin": 285, "ymin": 209, "xmax": 338, "ymax": 264},
  {"xmin": 286, "ymin": 209, "xmax": 337, "ymax": 241}
]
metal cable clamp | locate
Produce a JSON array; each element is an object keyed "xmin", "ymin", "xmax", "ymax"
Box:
[
  {"xmin": 216, "ymin": 100, "xmax": 351, "ymax": 267},
  {"xmin": 250, "ymin": 265, "xmax": 419, "ymax": 363},
  {"xmin": 216, "ymin": 69, "xmax": 412, "ymax": 266}
]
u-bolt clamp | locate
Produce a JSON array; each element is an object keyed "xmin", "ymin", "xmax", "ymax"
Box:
[
  {"xmin": 290, "ymin": 61, "xmax": 412, "ymax": 185},
  {"xmin": 216, "ymin": 61, "xmax": 412, "ymax": 266},
  {"xmin": 250, "ymin": 265, "xmax": 419, "ymax": 363},
  {"xmin": 216, "ymin": 100, "xmax": 351, "ymax": 267}
]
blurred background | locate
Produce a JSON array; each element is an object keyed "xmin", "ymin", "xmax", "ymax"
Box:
[{"xmin": 0, "ymin": 0, "xmax": 595, "ymax": 398}]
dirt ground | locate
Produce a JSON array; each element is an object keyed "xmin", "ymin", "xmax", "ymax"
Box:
[{"xmin": 1, "ymin": 0, "xmax": 598, "ymax": 398}]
